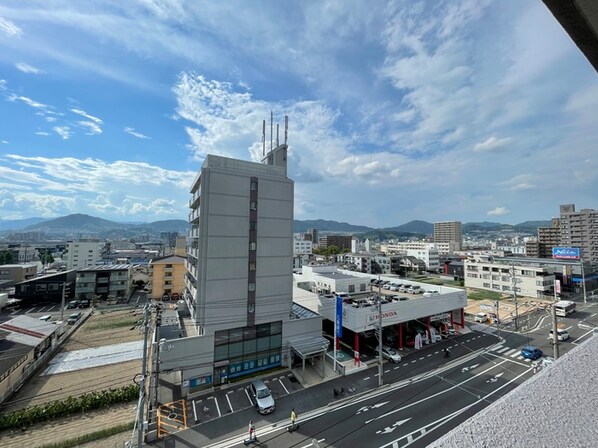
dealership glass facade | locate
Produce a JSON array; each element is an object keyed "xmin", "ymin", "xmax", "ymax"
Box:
[{"xmin": 214, "ymin": 321, "xmax": 282, "ymax": 379}]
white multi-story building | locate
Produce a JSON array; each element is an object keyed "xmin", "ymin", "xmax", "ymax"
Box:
[
  {"xmin": 404, "ymin": 249, "xmax": 440, "ymax": 272},
  {"xmin": 162, "ymin": 124, "xmax": 325, "ymax": 395},
  {"xmin": 464, "ymin": 256, "xmax": 555, "ymax": 299},
  {"xmin": 294, "ymin": 237, "xmax": 313, "ymax": 255},
  {"xmin": 66, "ymin": 239, "xmax": 104, "ymax": 270}
]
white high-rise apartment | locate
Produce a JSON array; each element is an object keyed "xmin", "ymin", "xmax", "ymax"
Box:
[
  {"xmin": 65, "ymin": 239, "xmax": 104, "ymax": 270},
  {"xmin": 559, "ymin": 204, "xmax": 598, "ymax": 262},
  {"xmin": 434, "ymin": 221, "xmax": 462, "ymax": 252}
]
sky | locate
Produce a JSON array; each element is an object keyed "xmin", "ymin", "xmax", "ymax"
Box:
[{"xmin": 0, "ymin": 1, "xmax": 597, "ymax": 228}]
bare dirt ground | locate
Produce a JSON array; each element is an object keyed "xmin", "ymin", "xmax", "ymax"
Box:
[{"xmin": 2, "ymin": 308, "xmax": 145, "ymax": 413}]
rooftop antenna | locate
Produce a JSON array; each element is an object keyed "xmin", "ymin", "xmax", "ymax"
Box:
[
  {"xmin": 262, "ymin": 120, "xmax": 266, "ymax": 156},
  {"xmin": 270, "ymin": 111, "xmax": 273, "ymax": 151},
  {"xmin": 276, "ymin": 123, "xmax": 279, "ymax": 147},
  {"xmin": 284, "ymin": 115, "xmax": 288, "ymax": 145}
]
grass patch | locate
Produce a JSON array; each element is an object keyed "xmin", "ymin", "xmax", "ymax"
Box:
[
  {"xmin": 37, "ymin": 421, "xmax": 134, "ymax": 448},
  {"xmin": 85, "ymin": 317, "xmax": 140, "ymax": 331},
  {"xmin": 467, "ymin": 289, "xmax": 502, "ymax": 301}
]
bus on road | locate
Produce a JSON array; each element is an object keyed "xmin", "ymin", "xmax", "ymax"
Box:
[{"xmin": 555, "ymin": 300, "xmax": 576, "ymax": 317}]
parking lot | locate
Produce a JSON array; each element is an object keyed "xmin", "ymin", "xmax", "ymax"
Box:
[{"xmin": 187, "ymin": 372, "xmax": 303, "ymax": 425}]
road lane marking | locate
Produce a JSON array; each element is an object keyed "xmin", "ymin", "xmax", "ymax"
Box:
[
  {"xmin": 394, "ymin": 366, "xmax": 399, "ymax": 370},
  {"xmin": 572, "ymin": 328, "xmax": 595, "ymax": 344},
  {"xmin": 192, "ymin": 400, "xmax": 198, "ymax": 422},
  {"xmin": 385, "ymin": 369, "xmax": 390, "ymax": 373},
  {"xmin": 244, "ymin": 388, "xmax": 253, "ymax": 405},
  {"xmin": 365, "ymin": 359, "xmax": 508, "ymax": 425},
  {"xmin": 213, "ymin": 397, "xmax": 221, "ymax": 417},
  {"xmin": 509, "ymin": 350, "xmax": 521, "ymax": 358},
  {"xmin": 496, "ymin": 347, "xmax": 510, "ymax": 354},
  {"xmin": 380, "ymin": 364, "xmax": 532, "ymax": 448},
  {"xmin": 225, "ymin": 392, "xmax": 233, "ymax": 413},
  {"xmin": 279, "ymin": 378, "xmax": 290, "ymax": 394},
  {"xmin": 403, "ymin": 363, "xmax": 409, "ymax": 366},
  {"xmin": 299, "ymin": 439, "xmax": 325, "ymax": 448},
  {"xmin": 364, "ymin": 376, "xmax": 371, "ymax": 381}
]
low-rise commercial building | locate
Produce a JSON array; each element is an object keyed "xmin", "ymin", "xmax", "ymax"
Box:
[{"xmin": 13, "ymin": 270, "xmax": 76, "ymax": 306}]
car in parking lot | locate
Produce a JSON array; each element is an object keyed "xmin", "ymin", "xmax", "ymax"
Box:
[
  {"xmin": 376, "ymin": 345, "xmax": 402, "ymax": 363},
  {"xmin": 520, "ymin": 345, "xmax": 543, "ymax": 360},
  {"xmin": 389, "ymin": 285, "xmax": 400, "ymax": 291},
  {"xmin": 423, "ymin": 290, "xmax": 439, "ymax": 297},
  {"xmin": 474, "ymin": 313, "xmax": 489, "ymax": 323},
  {"xmin": 78, "ymin": 299, "xmax": 91, "ymax": 308},
  {"xmin": 249, "ymin": 379, "xmax": 275, "ymax": 414},
  {"xmin": 66, "ymin": 300, "xmax": 80, "ymax": 309},
  {"xmin": 408, "ymin": 286, "xmax": 422, "ymax": 294},
  {"xmin": 67, "ymin": 312, "xmax": 82, "ymax": 325}
]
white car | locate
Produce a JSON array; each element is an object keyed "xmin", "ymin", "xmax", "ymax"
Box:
[
  {"xmin": 474, "ymin": 313, "xmax": 489, "ymax": 323},
  {"xmin": 423, "ymin": 290, "xmax": 439, "ymax": 297},
  {"xmin": 376, "ymin": 345, "xmax": 402, "ymax": 363},
  {"xmin": 548, "ymin": 328, "xmax": 569, "ymax": 342}
]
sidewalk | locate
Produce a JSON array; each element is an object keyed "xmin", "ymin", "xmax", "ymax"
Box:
[{"xmin": 0, "ymin": 402, "xmax": 135, "ymax": 448}]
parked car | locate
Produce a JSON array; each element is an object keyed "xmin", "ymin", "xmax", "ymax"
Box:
[
  {"xmin": 520, "ymin": 345, "xmax": 543, "ymax": 360},
  {"xmin": 423, "ymin": 290, "xmax": 439, "ymax": 297},
  {"xmin": 408, "ymin": 286, "xmax": 422, "ymax": 294},
  {"xmin": 389, "ymin": 285, "xmax": 400, "ymax": 291},
  {"xmin": 67, "ymin": 312, "xmax": 82, "ymax": 325},
  {"xmin": 78, "ymin": 299, "xmax": 91, "ymax": 308},
  {"xmin": 171, "ymin": 293, "xmax": 180, "ymax": 300},
  {"xmin": 548, "ymin": 328, "xmax": 569, "ymax": 343},
  {"xmin": 399, "ymin": 285, "xmax": 411, "ymax": 293},
  {"xmin": 66, "ymin": 300, "xmax": 80, "ymax": 309},
  {"xmin": 376, "ymin": 345, "xmax": 402, "ymax": 363},
  {"xmin": 249, "ymin": 379, "xmax": 275, "ymax": 414},
  {"xmin": 162, "ymin": 293, "xmax": 171, "ymax": 301},
  {"xmin": 474, "ymin": 313, "xmax": 489, "ymax": 323}
]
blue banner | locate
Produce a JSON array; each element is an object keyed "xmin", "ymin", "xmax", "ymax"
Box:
[
  {"xmin": 335, "ymin": 295, "xmax": 343, "ymax": 338},
  {"xmin": 552, "ymin": 247, "xmax": 581, "ymax": 260}
]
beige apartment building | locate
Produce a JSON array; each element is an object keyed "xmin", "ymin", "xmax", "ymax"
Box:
[
  {"xmin": 434, "ymin": 221, "xmax": 462, "ymax": 252},
  {"xmin": 538, "ymin": 218, "xmax": 561, "ymax": 258},
  {"xmin": 0, "ymin": 264, "xmax": 37, "ymax": 286},
  {"xmin": 559, "ymin": 204, "xmax": 598, "ymax": 262},
  {"xmin": 149, "ymin": 254, "xmax": 185, "ymax": 300}
]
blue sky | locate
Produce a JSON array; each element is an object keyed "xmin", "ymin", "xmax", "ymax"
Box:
[{"xmin": 0, "ymin": 0, "xmax": 597, "ymax": 228}]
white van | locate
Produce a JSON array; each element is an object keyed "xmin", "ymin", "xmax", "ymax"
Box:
[{"xmin": 474, "ymin": 313, "xmax": 489, "ymax": 323}]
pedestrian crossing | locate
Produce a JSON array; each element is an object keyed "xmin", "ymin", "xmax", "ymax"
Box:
[{"xmin": 487, "ymin": 344, "xmax": 532, "ymax": 362}]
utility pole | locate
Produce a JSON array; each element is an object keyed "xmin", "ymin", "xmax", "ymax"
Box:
[
  {"xmin": 552, "ymin": 280, "xmax": 560, "ymax": 359},
  {"xmin": 153, "ymin": 304, "xmax": 162, "ymax": 409},
  {"xmin": 60, "ymin": 282, "xmax": 66, "ymax": 321},
  {"xmin": 495, "ymin": 300, "xmax": 500, "ymax": 339},
  {"xmin": 376, "ymin": 294, "xmax": 383, "ymax": 387},
  {"xmin": 580, "ymin": 261, "xmax": 587, "ymax": 304},
  {"xmin": 136, "ymin": 304, "xmax": 150, "ymax": 448},
  {"xmin": 511, "ymin": 263, "xmax": 519, "ymax": 332}
]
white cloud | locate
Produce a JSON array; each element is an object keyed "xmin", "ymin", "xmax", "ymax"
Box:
[
  {"xmin": 472, "ymin": 136, "xmax": 513, "ymax": 153},
  {"xmin": 1, "ymin": 140, "xmax": 8, "ymax": 144},
  {"xmin": 35, "ymin": 131, "xmax": 50, "ymax": 136},
  {"xmin": 8, "ymin": 94, "xmax": 49, "ymax": 109},
  {"xmin": 0, "ymin": 79, "xmax": 6, "ymax": 90},
  {"xmin": 70, "ymin": 108, "xmax": 102, "ymax": 124},
  {"xmin": 124, "ymin": 127, "xmax": 150, "ymax": 139},
  {"xmin": 53, "ymin": 126, "xmax": 71, "ymax": 140},
  {"xmin": 487, "ymin": 207, "xmax": 509, "ymax": 216},
  {"xmin": 78, "ymin": 121, "xmax": 102, "ymax": 135},
  {"xmin": 0, "ymin": 17, "xmax": 22, "ymax": 36},
  {"xmin": 15, "ymin": 62, "xmax": 44, "ymax": 74}
]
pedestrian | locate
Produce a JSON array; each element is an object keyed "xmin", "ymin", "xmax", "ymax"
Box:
[
  {"xmin": 290, "ymin": 408, "xmax": 297, "ymax": 431},
  {"xmin": 248, "ymin": 420, "xmax": 256, "ymax": 441},
  {"xmin": 444, "ymin": 347, "xmax": 450, "ymax": 358}
]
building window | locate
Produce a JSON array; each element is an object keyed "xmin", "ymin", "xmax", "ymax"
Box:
[
  {"xmin": 250, "ymin": 201, "xmax": 257, "ymax": 211},
  {"xmin": 483, "ymin": 283, "xmax": 491, "ymax": 288},
  {"xmin": 250, "ymin": 181, "xmax": 258, "ymax": 191},
  {"xmin": 249, "ymin": 242, "xmax": 256, "ymax": 251},
  {"xmin": 249, "ymin": 262, "xmax": 256, "ymax": 271},
  {"xmin": 250, "ymin": 221, "xmax": 257, "ymax": 231},
  {"xmin": 348, "ymin": 285, "xmax": 355, "ymax": 293},
  {"xmin": 248, "ymin": 283, "xmax": 256, "ymax": 292}
]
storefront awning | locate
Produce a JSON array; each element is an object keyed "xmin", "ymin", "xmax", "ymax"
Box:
[{"xmin": 288, "ymin": 336, "xmax": 330, "ymax": 359}]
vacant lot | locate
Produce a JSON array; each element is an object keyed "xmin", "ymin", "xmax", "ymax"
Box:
[{"xmin": 3, "ymin": 308, "xmax": 145, "ymax": 412}]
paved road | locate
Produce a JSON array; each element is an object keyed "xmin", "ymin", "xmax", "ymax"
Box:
[
  {"xmin": 145, "ymin": 331, "xmax": 498, "ymax": 448},
  {"xmin": 147, "ymin": 301, "xmax": 598, "ymax": 448}
]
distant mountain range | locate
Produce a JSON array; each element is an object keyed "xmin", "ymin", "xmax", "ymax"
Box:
[{"xmin": 0, "ymin": 214, "xmax": 551, "ymax": 239}]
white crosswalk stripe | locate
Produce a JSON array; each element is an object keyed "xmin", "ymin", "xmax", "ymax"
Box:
[
  {"xmin": 523, "ymin": 358, "xmax": 531, "ymax": 362},
  {"xmin": 497, "ymin": 347, "xmax": 511, "ymax": 354},
  {"xmin": 516, "ymin": 356, "xmax": 525, "ymax": 360},
  {"xmin": 490, "ymin": 345, "xmax": 504, "ymax": 352},
  {"xmin": 509, "ymin": 350, "xmax": 521, "ymax": 358}
]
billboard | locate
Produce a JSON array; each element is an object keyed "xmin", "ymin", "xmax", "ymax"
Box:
[
  {"xmin": 552, "ymin": 247, "xmax": 581, "ymax": 260},
  {"xmin": 335, "ymin": 295, "xmax": 343, "ymax": 338}
]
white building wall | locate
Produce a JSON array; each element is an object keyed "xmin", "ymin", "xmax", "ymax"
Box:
[{"xmin": 66, "ymin": 240, "xmax": 103, "ymax": 270}]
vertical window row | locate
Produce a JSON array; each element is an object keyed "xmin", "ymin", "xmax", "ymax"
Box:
[{"xmin": 248, "ymin": 178, "xmax": 258, "ymax": 326}]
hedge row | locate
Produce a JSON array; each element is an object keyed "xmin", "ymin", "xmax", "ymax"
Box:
[
  {"xmin": 37, "ymin": 421, "xmax": 134, "ymax": 448},
  {"xmin": 0, "ymin": 384, "xmax": 139, "ymax": 431}
]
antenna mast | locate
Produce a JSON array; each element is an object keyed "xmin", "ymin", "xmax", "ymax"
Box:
[
  {"xmin": 284, "ymin": 115, "xmax": 288, "ymax": 145},
  {"xmin": 262, "ymin": 120, "xmax": 266, "ymax": 156}
]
